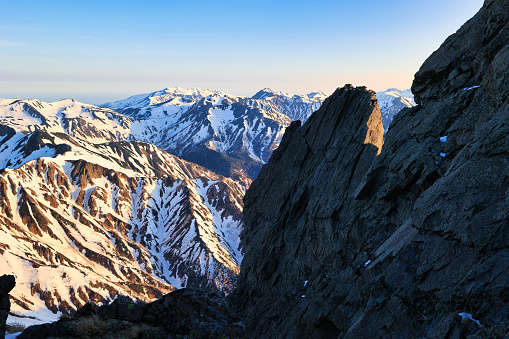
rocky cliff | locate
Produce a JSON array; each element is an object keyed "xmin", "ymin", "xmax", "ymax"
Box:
[{"xmin": 233, "ymin": 0, "xmax": 509, "ymax": 337}]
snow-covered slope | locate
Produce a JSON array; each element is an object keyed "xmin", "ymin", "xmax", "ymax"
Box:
[
  {"xmin": 0, "ymin": 98, "xmax": 132, "ymax": 143},
  {"xmin": 128, "ymin": 94, "xmax": 292, "ymax": 175},
  {"xmin": 101, "ymin": 87, "xmax": 326, "ymax": 178},
  {"xmin": 251, "ymin": 88, "xmax": 327, "ymax": 121},
  {"xmin": 376, "ymin": 88, "xmax": 415, "ymax": 131},
  {"xmin": 0, "ymin": 103, "xmax": 246, "ymax": 324}
]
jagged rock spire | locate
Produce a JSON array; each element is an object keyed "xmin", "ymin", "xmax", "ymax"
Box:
[{"xmin": 233, "ymin": 0, "xmax": 509, "ymax": 336}]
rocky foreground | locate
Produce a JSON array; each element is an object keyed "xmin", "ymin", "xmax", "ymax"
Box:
[
  {"xmin": 234, "ymin": 0, "xmax": 508, "ymax": 337},
  {"xmin": 1, "ymin": 275, "xmax": 15, "ymax": 339},
  {"xmin": 17, "ymin": 289, "xmax": 244, "ymax": 339}
]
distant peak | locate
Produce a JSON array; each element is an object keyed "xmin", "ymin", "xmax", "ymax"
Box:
[
  {"xmin": 160, "ymin": 87, "xmax": 236, "ymax": 99},
  {"xmin": 379, "ymin": 88, "xmax": 413, "ymax": 96},
  {"xmin": 251, "ymin": 88, "xmax": 277, "ymax": 100},
  {"xmin": 307, "ymin": 91, "xmax": 327, "ymax": 98},
  {"xmin": 252, "ymin": 88, "xmax": 328, "ymax": 101},
  {"xmin": 260, "ymin": 87, "xmax": 275, "ymax": 93}
]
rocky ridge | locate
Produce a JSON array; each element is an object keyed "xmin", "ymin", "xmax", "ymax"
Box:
[{"xmin": 233, "ymin": 0, "xmax": 509, "ymax": 337}]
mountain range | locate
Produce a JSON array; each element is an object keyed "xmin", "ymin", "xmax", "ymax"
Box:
[
  {"xmin": 100, "ymin": 87, "xmax": 321, "ymax": 178},
  {"xmin": 0, "ymin": 87, "xmax": 412, "ymax": 325},
  {"xmin": 99, "ymin": 87, "xmax": 413, "ymax": 178},
  {"xmin": 2, "ymin": 0, "xmax": 507, "ymax": 337}
]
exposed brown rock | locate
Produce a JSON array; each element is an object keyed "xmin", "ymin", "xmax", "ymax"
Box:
[{"xmin": 0, "ymin": 143, "xmax": 244, "ymax": 319}]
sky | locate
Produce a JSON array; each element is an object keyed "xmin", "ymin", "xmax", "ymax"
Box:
[{"xmin": 0, "ymin": 0, "xmax": 484, "ymax": 104}]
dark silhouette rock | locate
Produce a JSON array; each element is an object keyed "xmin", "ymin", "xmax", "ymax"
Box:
[
  {"xmin": 0, "ymin": 275, "xmax": 15, "ymax": 339},
  {"xmin": 232, "ymin": 0, "xmax": 509, "ymax": 337},
  {"xmin": 19, "ymin": 289, "xmax": 245, "ymax": 338}
]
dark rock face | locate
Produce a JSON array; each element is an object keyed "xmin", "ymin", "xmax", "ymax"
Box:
[
  {"xmin": 0, "ymin": 275, "xmax": 15, "ymax": 339},
  {"xmin": 19, "ymin": 289, "xmax": 245, "ymax": 339},
  {"xmin": 412, "ymin": 0, "xmax": 509, "ymax": 106},
  {"xmin": 233, "ymin": 0, "xmax": 509, "ymax": 337}
]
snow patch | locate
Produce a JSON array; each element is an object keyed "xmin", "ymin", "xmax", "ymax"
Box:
[
  {"xmin": 458, "ymin": 312, "xmax": 482, "ymax": 326},
  {"xmin": 463, "ymin": 86, "xmax": 480, "ymax": 91}
]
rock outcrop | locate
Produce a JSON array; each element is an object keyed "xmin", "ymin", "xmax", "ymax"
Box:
[
  {"xmin": 233, "ymin": 0, "xmax": 509, "ymax": 337},
  {"xmin": 19, "ymin": 289, "xmax": 244, "ymax": 339},
  {"xmin": 0, "ymin": 275, "xmax": 15, "ymax": 339}
]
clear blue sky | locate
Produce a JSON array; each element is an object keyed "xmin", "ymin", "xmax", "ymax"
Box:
[{"xmin": 0, "ymin": 0, "xmax": 484, "ymax": 104}]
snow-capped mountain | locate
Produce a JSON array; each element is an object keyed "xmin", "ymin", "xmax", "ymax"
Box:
[
  {"xmin": 100, "ymin": 87, "xmax": 326, "ymax": 178},
  {"xmin": 0, "ymin": 98, "xmax": 131, "ymax": 142},
  {"xmin": 0, "ymin": 86, "xmax": 410, "ymax": 325},
  {"xmin": 376, "ymin": 88, "xmax": 415, "ymax": 131},
  {"xmin": 129, "ymin": 94, "xmax": 291, "ymax": 178},
  {"xmin": 0, "ymin": 98, "xmax": 246, "ymax": 324},
  {"xmin": 100, "ymin": 87, "xmax": 233, "ymax": 114},
  {"xmin": 251, "ymin": 88, "xmax": 327, "ymax": 121}
]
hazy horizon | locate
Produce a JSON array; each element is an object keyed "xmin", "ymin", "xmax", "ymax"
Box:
[{"xmin": 1, "ymin": 0, "xmax": 484, "ymax": 105}]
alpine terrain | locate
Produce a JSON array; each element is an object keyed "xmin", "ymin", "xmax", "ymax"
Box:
[
  {"xmin": 0, "ymin": 98, "xmax": 246, "ymax": 325},
  {"xmin": 100, "ymin": 87, "xmax": 327, "ymax": 178},
  {"xmin": 234, "ymin": 0, "xmax": 509, "ymax": 337},
  {"xmin": 101, "ymin": 87, "xmax": 411, "ymax": 178},
  {"xmin": 0, "ymin": 83, "xmax": 413, "ymax": 329}
]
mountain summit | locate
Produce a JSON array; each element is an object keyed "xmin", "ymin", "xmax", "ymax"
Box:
[{"xmin": 100, "ymin": 87, "xmax": 329, "ymax": 178}]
